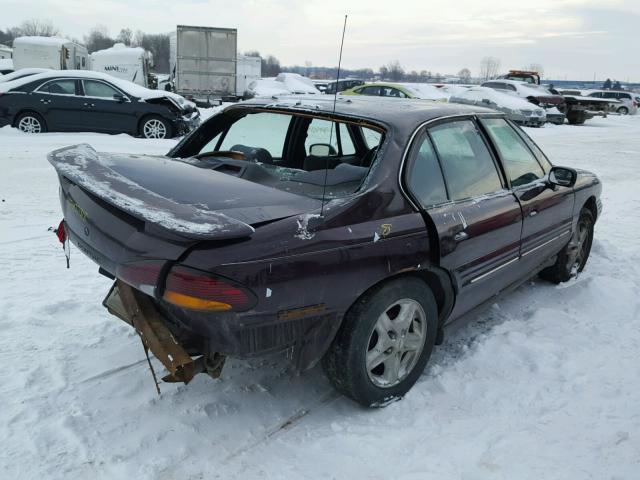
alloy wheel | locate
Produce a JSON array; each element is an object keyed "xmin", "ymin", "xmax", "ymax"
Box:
[
  {"xmin": 143, "ymin": 119, "xmax": 167, "ymax": 139},
  {"xmin": 18, "ymin": 116, "xmax": 42, "ymax": 133},
  {"xmin": 567, "ymin": 218, "xmax": 591, "ymax": 275},
  {"xmin": 366, "ymin": 298, "xmax": 427, "ymax": 388}
]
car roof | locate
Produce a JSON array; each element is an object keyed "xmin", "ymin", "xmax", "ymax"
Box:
[{"xmin": 228, "ymin": 95, "xmax": 499, "ymax": 132}]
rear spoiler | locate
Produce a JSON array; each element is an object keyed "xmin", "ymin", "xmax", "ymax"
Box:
[{"xmin": 48, "ymin": 144, "xmax": 255, "ymax": 240}]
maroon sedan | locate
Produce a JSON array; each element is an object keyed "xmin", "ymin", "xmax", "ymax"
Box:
[{"xmin": 50, "ymin": 96, "xmax": 602, "ymax": 406}]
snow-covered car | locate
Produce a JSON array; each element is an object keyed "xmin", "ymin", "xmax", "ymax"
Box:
[
  {"xmin": 49, "ymin": 96, "xmax": 602, "ymax": 406},
  {"xmin": 482, "ymin": 80, "xmax": 567, "ymax": 125},
  {"xmin": 0, "ymin": 70, "xmax": 199, "ymax": 138},
  {"xmin": 0, "ymin": 58, "xmax": 14, "ymax": 75},
  {"xmin": 342, "ymin": 82, "xmax": 448, "ymax": 101},
  {"xmin": 245, "ymin": 73, "xmax": 321, "ymax": 98},
  {"xmin": 450, "ymin": 86, "xmax": 546, "ymax": 126},
  {"xmin": 0, "ymin": 68, "xmax": 49, "ymax": 83}
]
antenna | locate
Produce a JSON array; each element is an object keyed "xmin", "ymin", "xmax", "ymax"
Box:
[{"xmin": 320, "ymin": 14, "xmax": 348, "ymax": 217}]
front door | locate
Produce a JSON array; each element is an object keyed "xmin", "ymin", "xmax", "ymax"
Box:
[
  {"xmin": 80, "ymin": 79, "xmax": 138, "ymax": 134},
  {"xmin": 480, "ymin": 118, "xmax": 574, "ymax": 268},
  {"xmin": 404, "ymin": 118, "xmax": 523, "ymax": 321}
]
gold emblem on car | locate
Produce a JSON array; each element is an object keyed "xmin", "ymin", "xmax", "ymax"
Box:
[{"xmin": 380, "ymin": 224, "xmax": 392, "ymax": 237}]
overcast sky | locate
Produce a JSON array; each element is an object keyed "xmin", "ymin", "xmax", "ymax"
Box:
[{"xmin": 2, "ymin": 0, "xmax": 638, "ymax": 80}]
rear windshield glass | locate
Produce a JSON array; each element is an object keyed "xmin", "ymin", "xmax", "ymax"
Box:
[{"xmin": 180, "ymin": 110, "xmax": 385, "ymax": 200}]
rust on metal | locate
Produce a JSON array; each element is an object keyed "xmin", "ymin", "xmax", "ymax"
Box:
[{"xmin": 107, "ymin": 280, "xmax": 200, "ymax": 384}]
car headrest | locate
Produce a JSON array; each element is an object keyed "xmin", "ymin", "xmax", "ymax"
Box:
[{"xmin": 230, "ymin": 144, "xmax": 274, "ymax": 164}]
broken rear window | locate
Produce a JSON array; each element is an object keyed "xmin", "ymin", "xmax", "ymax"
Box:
[{"xmin": 184, "ymin": 110, "xmax": 386, "ymax": 200}]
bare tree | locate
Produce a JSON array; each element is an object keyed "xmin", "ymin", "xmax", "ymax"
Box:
[
  {"xmin": 85, "ymin": 25, "xmax": 113, "ymax": 53},
  {"xmin": 479, "ymin": 56, "xmax": 501, "ymax": 80},
  {"xmin": 116, "ymin": 28, "xmax": 133, "ymax": 46},
  {"xmin": 386, "ymin": 60, "xmax": 405, "ymax": 82},
  {"xmin": 458, "ymin": 68, "xmax": 471, "ymax": 82},
  {"xmin": 379, "ymin": 65, "xmax": 389, "ymax": 80},
  {"xmin": 19, "ymin": 18, "xmax": 61, "ymax": 37}
]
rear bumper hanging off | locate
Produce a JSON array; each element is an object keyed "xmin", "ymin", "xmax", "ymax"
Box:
[{"xmin": 103, "ymin": 280, "xmax": 222, "ymax": 384}]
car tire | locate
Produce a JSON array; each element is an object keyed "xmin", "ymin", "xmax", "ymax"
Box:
[
  {"xmin": 617, "ymin": 106, "xmax": 629, "ymax": 115},
  {"xmin": 15, "ymin": 111, "xmax": 47, "ymax": 134},
  {"xmin": 567, "ymin": 111, "xmax": 587, "ymax": 125},
  {"xmin": 540, "ymin": 207, "xmax": 594, "ymax": 283},
  {"xmin": 140, "ymin": 115, "xmax": 173, "ymax": 139},
  {"xmin": 322, "ymin": 277, "xmax": 438, "ymax": 407}
]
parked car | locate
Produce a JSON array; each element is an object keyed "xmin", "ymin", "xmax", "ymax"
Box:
[
  {"xmin": 0, "ymin": 68, "xmax": 49, "ymax": 83},
  {"xmin": 0, "ymin": 70, "xmax": 199, "ymax": 138},
  {"xmin": 481, "ymin": 79, "xmax": 567, "ymax": 124},
  {"xmin": 449, "ymin": 86, "xmax": 546, "ymax": 126},
  {"xmin": 584, "ymin": 90, "xmax": 638, "ymax": 115},
  {"xmin": 0, "ymin": 58, "xmax": 13, "ymax": 75},
  {"xmin": 342, "ymin": 82, "xmax": 447, "ymax": 101},
  {"xmin": 49, "ymin": 96, "xmax": 601, "ymax": 407},
  {"xmin": 324, "ymin": 78, "xmax": 364, "ymax": 95}
]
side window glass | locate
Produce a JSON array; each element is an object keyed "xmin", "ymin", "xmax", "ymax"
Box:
[
  {"xmin": 429, "ymin": 120, "xmax": 502, "ymax": 200},
  {"xmin": 218, "ymin": 112, "xmax": 291, "ymax": 158},
  {"xmin": 513, "ymin": 124, "xmax": 553, "ymax": 172},
  {"xmin": 84, "ymin": 80, "xmax": 120, "ymax": 99},
  {"xmin": 362, "ymin": 128, "xmax": 382, "ymax": 149},
  {"xmin": 406, "ymin": 134, "xmax": 448, "ymax": 207},
  {"xmin": 339, "ymin": 123, "xmax": 356, "ymax": 155},
  {"xmin": 39, "ymin": 80, "xmax": 76, "ymax": 95},
  {"xmin": 507, "ymin": 84, "xmax": 517, "ymax": 91},
  {"xmin": 361, "ymin": 86, "xmax": 380, "ymax": 96},
  {"xmin": 481, "ymin": 118, "xmax": 544, "ymax": 187}
]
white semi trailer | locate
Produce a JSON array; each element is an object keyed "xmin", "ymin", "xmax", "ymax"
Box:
[
  {"xmin": 236, "ymin": 55, "xmax": 261, "ymax": 98},
  {"xmin": 91, "ymin": 43, "xmax": 154, "ymax": 88},
  {"xmin": 12, "ymin": 36, "xmax": 88, "ymax": 70},
  {"xmin": 170, "ymin": 25, "xmax": 237, "ymax": 104}
]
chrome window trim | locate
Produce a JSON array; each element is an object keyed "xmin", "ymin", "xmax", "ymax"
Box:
[
  {"xmin": 81, "ymin": 79, "xmax": 130, "ymax": 102},
  {"xmin": 34, "ymin": 79, "xmax": 78, "ymax": 97}
]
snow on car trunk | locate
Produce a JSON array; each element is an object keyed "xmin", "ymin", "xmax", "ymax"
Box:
[{"xmin": 1, "ymin": 116, "xmax": 639, "ymax": 479}]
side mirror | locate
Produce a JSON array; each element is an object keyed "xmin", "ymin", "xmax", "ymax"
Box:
[
  {"xmin": 548, "ymin": 166, "xmax": 577, "ymax": 188},
  {"xmin": 309, "ymin": 143, "xmax": 337, "ymax": 157},
  {"xmin": 113, "ymin": 93, "xmax": 127, "ymax": 103}
]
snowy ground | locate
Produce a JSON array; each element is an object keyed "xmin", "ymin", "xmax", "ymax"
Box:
[{"xmin": 1, "ymin": 115, "xmax": 639, "ymax": 479}]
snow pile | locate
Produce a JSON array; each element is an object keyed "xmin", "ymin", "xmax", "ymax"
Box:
[
  {"xmin": 90, "ymin": 43, "xmax": 146, "ymax": 60},
  {"xmin": 1, "ymin": 116, "xmax": 640, "ymax": 479},
  {"xmin": 275, "ymin": 73, "xmax": 321, "ymax": 94},
  {"xmin": 247, "ymin": 78, "xmax": 291, "ymax": 97},
  {"xmin": 13, "ymin": 35, "xmax": 71, "ymax": 47}
]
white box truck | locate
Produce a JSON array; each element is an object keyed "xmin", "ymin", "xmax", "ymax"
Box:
[
  {"xmin": 12, "ymin": 36, "xmax": 88, "ymax": 70},
  {"xmin": 91, "ymin": 43, "xmax": 154, "ymax": 87},
  {"xmin": 236, "ymin": 55, "xmax": 261, "ymax": 98},
  {"xmin": 170, "ymin": 25, "xmax": 237, "ymax": 104}
]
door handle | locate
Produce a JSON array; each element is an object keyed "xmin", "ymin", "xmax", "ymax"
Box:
[
  {"xmin": 83, "ymin": 103, "xmax": 95, "ymax": 107},
  {"xmin": 454, "ymin": 231, "xmax": 469, "ymax": 242},
  {"xmin": 40, "ymin": 99, "xmax": 51, "ymax": 104},
  {"xmin": 529, "ymin": 210, "xmax": 538, "ymax": 217}
]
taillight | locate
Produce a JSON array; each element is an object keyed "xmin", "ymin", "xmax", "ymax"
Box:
[
  {"xmin": 116, "ymin": 261, "xmax": 164, "ymax": 296},
  {"xmin": 163, "ymin": 265, "xmax": 256, "ymax": 312}
]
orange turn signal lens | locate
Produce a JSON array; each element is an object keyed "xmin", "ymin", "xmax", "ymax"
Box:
[{"xmin": 163, "ymin": 291, "xmax": 232, "ymax": 311}]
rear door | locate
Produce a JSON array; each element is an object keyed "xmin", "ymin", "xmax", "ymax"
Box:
[
  {"xmin": 480, "ymin": 118, "xmax": 574, "ymax": 268},
  {"xmin": 404, "ymin": 117, "xmax": 523, "ymax": 321},
  {"xmin": 33, "ymin": 78, "xmax": 84, "ymax": 130},
  {"xmin": 80, "ymin": 79, "xmax": 138, "ymax": 133}
]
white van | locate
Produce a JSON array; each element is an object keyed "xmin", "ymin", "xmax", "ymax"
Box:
[
  {"xmin": 90, "ymin": 43, "xmax": 154, "ymax": 88},
  {"xmin": 12, "ymin": 36, "xmax": 88, "ymax": 70}
]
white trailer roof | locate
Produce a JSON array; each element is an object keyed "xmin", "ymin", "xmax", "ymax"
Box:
[
  {"xmin": 91, "ymin": 43, "xmax": 146, "ymax": 61},
  {"xmin": 13, "ymin": 36, "xmax": 71, "ymax": 47}
]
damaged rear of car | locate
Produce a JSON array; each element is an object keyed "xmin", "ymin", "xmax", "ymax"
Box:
[{"xmin": 49, "ymin": 97, "xmax": 390, "ymax": 384}]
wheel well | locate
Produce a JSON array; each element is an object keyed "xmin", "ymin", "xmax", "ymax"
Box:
[
  {"xmin": 137, "ymin": 114, "xmax": 171, "ymax": 134},
  {"xmin": 351, "ymin": 268, "xmax": 455, "ymax": 332},
  {"xmin": 13, "ymin": 109, "xmax": 45, "ymax": 128},
  {"xmin": 584, "ymin": 196, "xmax": 598, "ymax": 221}
]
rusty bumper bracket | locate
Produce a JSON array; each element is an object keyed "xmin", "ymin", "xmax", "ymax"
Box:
[{"xmin": 104, "ymin": 280, "xmax": 203, "ymax": 385}]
